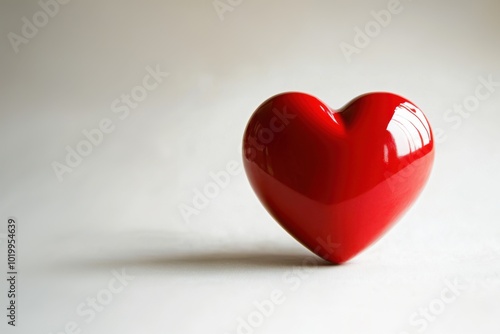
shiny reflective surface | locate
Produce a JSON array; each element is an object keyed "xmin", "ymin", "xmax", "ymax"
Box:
[{"xmin": 243, "ymin": 92, "xmax": 435, "ymax": 264}]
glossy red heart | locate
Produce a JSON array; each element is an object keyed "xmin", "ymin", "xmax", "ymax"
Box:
[{"xmin": 242, "ymin": 92, "xmax": 434, "ymax": 264}]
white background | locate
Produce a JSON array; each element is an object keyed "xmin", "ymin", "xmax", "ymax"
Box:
[{"xmin": 1, "ymin": 0, "xmax": 500, "ymax": 333}]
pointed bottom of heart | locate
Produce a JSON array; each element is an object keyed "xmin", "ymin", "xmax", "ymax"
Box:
[{"xmin": 247, "ymin": 161, "xmax": 431, "ymax": 264}]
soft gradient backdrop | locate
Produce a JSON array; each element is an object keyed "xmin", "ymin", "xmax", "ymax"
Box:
[{"xmin": 1, "ymin": 1, "xmax": 499, "ymax": 333}]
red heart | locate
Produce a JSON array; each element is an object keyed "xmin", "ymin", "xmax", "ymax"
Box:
[{"xmin": 242, "ymin": 92, "xmax": 434, "ymax": 264}]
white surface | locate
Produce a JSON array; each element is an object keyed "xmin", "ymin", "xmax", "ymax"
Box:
[{"xmin": 1, "ymin": 1, "xmax": 500, "ymax": 333}]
